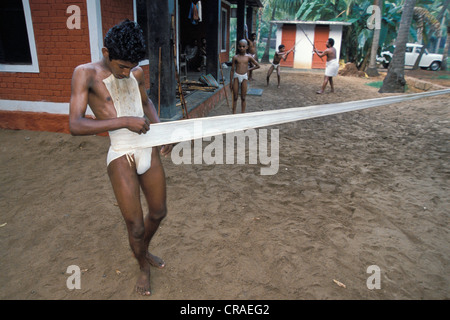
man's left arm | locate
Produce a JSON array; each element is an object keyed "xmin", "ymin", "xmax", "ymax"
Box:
[
  {"xmin": 133, "ymin": 67, "xmax": 159, "ymax": 124},
  {"xmin": 134, "ymin": 67, "xmax": 173, "ymax": 156}
]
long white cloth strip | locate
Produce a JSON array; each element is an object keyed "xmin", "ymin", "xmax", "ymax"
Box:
[{"xmin": 112, "ymin": 88, "xmax": 450, "ymax": 151}]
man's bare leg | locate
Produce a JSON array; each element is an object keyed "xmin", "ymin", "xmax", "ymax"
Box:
[
  {"xmin": 329, "ymin": 77, "xmax": 334, "ymax": 92},
  {"xmin": 277, "ymin": 68, "xmax": 281, "ymax": 88},
  {"xmin": 241, "ymin": 80, "xmax": 248, "ymax": 113},
  {"xmin": 139, "ymin": 147, "xmax": 167, "ymax": 269},
  {"xmin": 317, "ymin": 76, "xmax": 329, "ymax": 94},
  {"xmin": 266, "ymin": 66, "xmax": 274, "ymax": 86},
  {"xmin": 232, "ymin": 78, "xmax": 239, "ymax": 114},
  {"xmin": 108, "ymin": 156, "xmax": 152, "ymax": 295}
]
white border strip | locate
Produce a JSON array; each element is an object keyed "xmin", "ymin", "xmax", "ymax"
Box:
[
  {"xmin": 132, "ymin": 0, "xmax": 149, "ymax": 67},
  {"xmin": 0, "ymin": 99, "xmax": 94, "ymax": 116},
  {"xmin": 86, "ymin": 0, "xmax": 103, "ymax": 62},
  {"xmin": 0, "ymin": 100, "xmax": 70, "ymax": 114}
]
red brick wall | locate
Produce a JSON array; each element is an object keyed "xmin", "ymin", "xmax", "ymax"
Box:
[
  {"xmin": 0, "ymin": 0, "xmax": 90, "ymax": 103},
  {"xmin": 101, "ymin": 0, "xmax": 134, "ymax": 37},
  {"xmin": 0, "ymin": 0, "xmax": 151, "ymax": 104}
]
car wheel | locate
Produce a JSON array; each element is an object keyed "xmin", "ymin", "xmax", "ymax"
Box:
[{"xmin": 429, "ymin": 61, "xmax": 440, "ymax": 71}]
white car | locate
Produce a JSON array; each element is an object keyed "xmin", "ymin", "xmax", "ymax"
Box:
[{"xmin": 377, "ymin": 43, "xmax": 443, "ymax": 71}]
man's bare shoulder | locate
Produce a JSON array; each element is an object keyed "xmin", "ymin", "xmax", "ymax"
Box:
[
  {"xmin": 131, "ymin": 65, "xmax": 144, "ymax": 79},
  {"xmin": 72, "ymin": 62, "xmax": 102, "ymax": 82}
]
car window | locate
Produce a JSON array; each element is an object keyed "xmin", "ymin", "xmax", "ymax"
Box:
[
  {"xmin": 414, "ymin": 47, "xmax": 421, "ymax": 53},
  {"xmin": 406, "ymin": 47, "xmax": 413, "ymax": 53}
]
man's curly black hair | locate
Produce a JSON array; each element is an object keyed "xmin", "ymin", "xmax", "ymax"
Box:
[{"xmin": 103, "ymin": 19, "xmax": 146, "ymax": 63}]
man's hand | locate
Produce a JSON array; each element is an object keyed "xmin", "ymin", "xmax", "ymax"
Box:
[
  {"xmin": 126, "ymin": 116, "xmax": 150, "ymax": 134},
  {"xmin": 160, "ymin": 144, "xmax": 174, "ymax": 157}
]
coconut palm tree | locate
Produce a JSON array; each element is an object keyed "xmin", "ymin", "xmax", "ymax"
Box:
[
  {"xmin": 260, "ymin": 0, "xmax": 303, "ymax": 63},
  {"xmin": 379, "ymin": 0, "xmax": 417, "ymax": 93},
  {"xmin": 442, "ymin": 25, "xmax": 450, "ymax": 70},
  {"xmin": 366, "ymin": 0, "xmax": 382, "ymax": 77},
  {"xmin": 412, "ymin": 6, "xmax": 441, "ymax": 69}
]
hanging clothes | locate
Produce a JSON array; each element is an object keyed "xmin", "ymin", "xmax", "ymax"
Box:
[
  {"xmin": 188, "ymin": 1, "xmax": 201, "ymax": 25},
  {"xmin": 197, "ymin": 1, "xmax": 202, "ymax": 22}
]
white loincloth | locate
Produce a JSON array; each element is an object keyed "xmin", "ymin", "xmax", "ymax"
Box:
[
  {"xmin": 103, "ymin": 73, "xmax": 153, "ymax": 175},
  {"xmin": 233, "ymin": 72, "xmax": 248, "ymax": 84},
  {"xmin": 325, "ymin": 59, "xmax": 339, "ymax": 77}
]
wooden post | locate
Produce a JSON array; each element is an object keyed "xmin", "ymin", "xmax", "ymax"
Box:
[
  {"xmin": 146, "ymin": 1, "xmax": 177, "ymax": 119},
  {"xmin": 203, "ymin": 0, "xmax": 221, "ymax": 81},
  {"xmin": 246, "ymin": 6, "xmax": 253, "ymax": 35},
  {"xmin": 236, "ymin": 0, "xmax": 246, "ymax": 53}
]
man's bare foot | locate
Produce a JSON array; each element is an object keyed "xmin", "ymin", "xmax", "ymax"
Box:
[
  {"xmin": 146, "ymin": 252, "xmax": 165, "ymax": 269},
  {"xmin": 316, "ymin": 90, "xmax": 324, "ymax": 94},
  {"xmin": 135, "ymin": 265, "xmax": 151, "ymax": 296}
]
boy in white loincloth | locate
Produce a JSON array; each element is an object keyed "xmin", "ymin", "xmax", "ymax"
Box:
[
  {"xmin": 230, "ymin": 39, "xmax": 260, "ymax": 114},
  {"xmin": 266, "ymin": 44, "xmax": 294, "ymax": 88},
  {"xmin": 314, "ymin": 38, "xmax": 338, "ymax": 94},
  {"xmin": 69, "ymin": 20, "xmax": 172, "ymax": 296}
]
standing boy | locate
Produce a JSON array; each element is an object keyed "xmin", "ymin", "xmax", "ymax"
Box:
[
  {"xmin": 266, "ymin": 44, "xmax": 294, "ymax": 88},
  {"xmin": 230, "ymin": 39, "xmax": 260, "ymax": 114},
  {"xmin": 69, "ymin": 20, "xmax": 172, "ymax": 296},
  {"xmin": 314, "ymin": 38, "xmax": 338, "ymax": 94},
  {"xmin": 246, "ymin": 32, "xmax": 258, "ymax": 80}
]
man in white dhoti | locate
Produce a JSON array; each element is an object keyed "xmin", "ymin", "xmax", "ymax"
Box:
[
  {"xmin": 69, "ymin": 20, "xmax": 172, "ymax": 296},
  {"xmin": 314, "ymin": 38, "xmax": 338, "ymax": 94}
]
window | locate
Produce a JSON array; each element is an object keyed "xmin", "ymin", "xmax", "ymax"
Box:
[
  {"xmin": 0, "ymin": 0, "xmax": 39, "ymax": 72},
  {"xmin": 220, "ymin": 8, "xmax": 227, "ymax": 52}
]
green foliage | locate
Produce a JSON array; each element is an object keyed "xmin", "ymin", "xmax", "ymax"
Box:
[{"xmin": 254, "ymin": 0, "xmax": 448, "ymax": 69}]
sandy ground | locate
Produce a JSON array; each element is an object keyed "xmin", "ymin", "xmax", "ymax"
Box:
[{"xmin": 0, "ymin": 64, "xmax": 449, "ymax": 300}]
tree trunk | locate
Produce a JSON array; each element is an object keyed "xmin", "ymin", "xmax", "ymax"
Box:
[
  {"xmin": 379, "ymin": 0, "xmax": 417, "ymax": 93},
  {"xmin": 261, "ymin": 5, "xmax": 276, "ymax": 63},
  {"xmin": 442, "ymin": 26, "xmax": 450, "ymax": 71},
  {"xmin": 435, "ymin": 15, "xmax": 445, "ymax": 52},
  {"xmin": 436, "ymin": 0, "xmax": 450, "ymax": 51},
  {"xmin": 359, "ymin": 48, "xmax": 371, "ymax": 72},
  {"xmin": 256, "ymin": 7, "xmax": 263, "ymax": 51},
  {"xmin": 366, "ymin": 0, "xmax": 380, "ymax": 77},
  {"xmin": 412, "ymin": 45, "xmax": 425, "ymax": 70}
]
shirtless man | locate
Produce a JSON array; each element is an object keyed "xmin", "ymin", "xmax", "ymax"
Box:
[
  {"xmin": 314, "ymin": 38, "xmax": 338, "ymax": 94},
  {"xmin": 230, "ymin": 39, "xmax": 260, "ymax": 114},
  {"xmin": 246, "ymin": 33, "xmax": 258, "ymax": 80},
  {"xmin": 69, "ymin": 20, "xmax": 172, "ymax": 296},
  {"xmin": 266, "ymin": 44, "xmax": 294, "ymax": 88}
]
